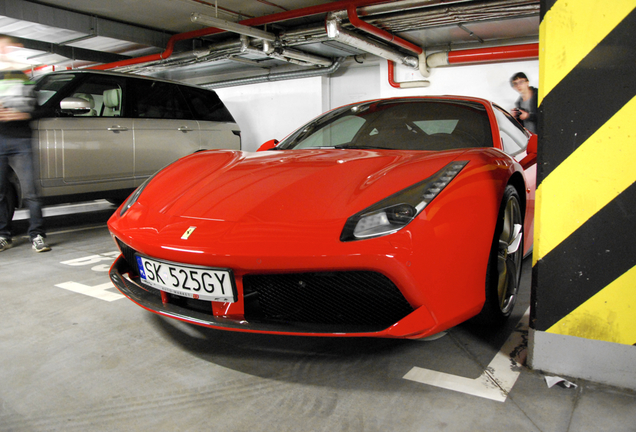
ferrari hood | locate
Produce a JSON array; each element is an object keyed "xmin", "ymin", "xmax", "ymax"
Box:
[{"xmin": 141, "ymin": 149, "xmax": 470, "ymax": 224}]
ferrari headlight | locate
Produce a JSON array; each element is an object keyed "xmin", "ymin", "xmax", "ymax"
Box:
[
  {"xmin": 119, "ymin": 175, "xmax": 154, "ymax": 216},
  {"xmin": 341, "ymin": 161, "xmax": 468, "ymax": 241}
]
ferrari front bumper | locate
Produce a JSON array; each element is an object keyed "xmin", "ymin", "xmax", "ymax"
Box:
[{"xmin": 109, "ymin": 254, "xmax": 439, "ymax": 338}]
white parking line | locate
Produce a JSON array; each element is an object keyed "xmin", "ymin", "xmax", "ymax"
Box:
[
  {"xmin": 55, "ymin": 281, "xmax": 125, "ymax": 302},
  {"xmin": 403, "ymin": 308, "xmax": 529, "ymax": 402},
  {"xmin": 55, "ymin": 252, "xmax": 123, "ymax": 301},
  {"xmin": 61, "ymin": 251, "xmax": 120, "ymax": 272}
]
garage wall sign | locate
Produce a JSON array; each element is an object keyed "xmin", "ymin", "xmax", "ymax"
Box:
[{"xmin": 533, "ymin": 0, "xmax": 636, "ymax": 345}]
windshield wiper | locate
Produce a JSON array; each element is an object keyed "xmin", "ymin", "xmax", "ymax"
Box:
[{"xmin": 335, "ymin": 144, "xmax": 394, "ymax": 150}]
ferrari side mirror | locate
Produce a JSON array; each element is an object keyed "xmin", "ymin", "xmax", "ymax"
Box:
[
  {"xmin": 257, "ymin": 139, "xmax": 279, "ymax": 152},
  {"xmin": 520, "ymin": 134, "xmax": 537, "ymax": 170}
]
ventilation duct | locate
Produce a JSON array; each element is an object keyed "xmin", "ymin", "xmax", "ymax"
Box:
[
  {"xmin": 202, "ymin": 57, "xmax": 345, "ymax": 89},
  {"xmin": 326, "ymin": 12, "xmax": 419, "ymax": 70}
]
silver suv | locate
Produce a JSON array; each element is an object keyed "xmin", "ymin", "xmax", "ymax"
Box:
[{"xmin": 6, "ymin": 70, "xmax": 241, "ymax": 218}]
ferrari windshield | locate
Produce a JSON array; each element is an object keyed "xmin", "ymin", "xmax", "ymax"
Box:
[{"xmin": 277, "ymin": 99, "xmax": 493, "ymax": 151}]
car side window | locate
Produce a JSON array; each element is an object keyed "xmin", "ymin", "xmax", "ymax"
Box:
[
  {"xmin": 68, "ymin": 76, "xmax": 125, "ymax": 117},
  {"xmin": 178, "ymin": 85, "xmax": 236, "ymax": 122},
  {"xmin": 129, "ymin": 80, "xmax": 193, "ymax": 120},
  {"xmin": 493, "ymin": 105, "xmax": 529, "ymax": 156},
  {"xmin": 34, "ymin": 73, "xmax": 77, "ymax": 106}
]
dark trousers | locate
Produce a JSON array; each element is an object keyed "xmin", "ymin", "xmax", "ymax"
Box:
[{"xmin": 0, "ymin": 135, "xmax": 45, "ymax": 240}]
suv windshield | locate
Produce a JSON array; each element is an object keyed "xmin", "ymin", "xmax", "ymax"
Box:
[{"xmin": 278, "ymin": 99, "xmax": 493, "ymax": 151}]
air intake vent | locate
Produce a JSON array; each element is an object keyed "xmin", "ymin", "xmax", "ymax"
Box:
[{"xmin": 243, "ymin": 271, "xmax": 413, "ymax": 332}]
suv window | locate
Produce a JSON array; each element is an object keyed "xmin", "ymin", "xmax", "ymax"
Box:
[
  {"xmin": 129, "ymin": 80, "xmax": 193, "ymax": 119},
  {"xmin": 179, "ymin": 85, "xmax": 236, "ymax": 122},
  {"xmin": 68, "ymin": 76, "xmax": 125, "ymax": 117}
]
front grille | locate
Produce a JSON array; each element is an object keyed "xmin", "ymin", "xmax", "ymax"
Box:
[{"xmin": 243, "ymin": 271, "xmax": 414, "ymax": 332}]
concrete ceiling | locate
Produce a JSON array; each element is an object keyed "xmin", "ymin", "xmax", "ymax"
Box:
[{"xmin": 0, "ymin": 0, "xmax": 540, "ymax": 85}]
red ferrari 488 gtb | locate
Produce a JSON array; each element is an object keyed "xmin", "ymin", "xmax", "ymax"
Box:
[{"xmin": 108, "ymin": 96, "xmax": 537, "ymax": 339}]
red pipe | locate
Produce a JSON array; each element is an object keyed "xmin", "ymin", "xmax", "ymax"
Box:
[
  {"xmin": 241, "ymin": 0, "xmax": 394, "ymax": 27},
  {"xmin": 387, "ymin": 60, "xmax": 400, "ymax": 88},
  {"xmin": 28, "ymin": 64, "xmax": 53, "ymax": 73},
  {"xmin": 387, "ymin": 60, "xmax": 429, "ymax": 88},
  {"xmin": 87, "ymin": 27, "xmax": 221, "ymax": 70},
  {"xmin": 88, "ymin": 0, "xmax": 395, "ymax": 71},
  {"xmin": 447, "ymin": 43, "xmax": 538, "ymax": 65},
  {"xmin": 347, "ymin": 4, "xmax": 423, "ymax": 55},
  {"xmin": 388, "ymin": 43, "xmax": 538, "ymax": 89}
]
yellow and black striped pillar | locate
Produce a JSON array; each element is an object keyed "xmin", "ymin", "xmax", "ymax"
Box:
[{"xmin": 529, "ymin": 0, "xmax": 636, "ymax": 388}]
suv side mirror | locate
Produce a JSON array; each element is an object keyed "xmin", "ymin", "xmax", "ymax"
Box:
[
  {"xmin": 520, "ymin": 134, "xmax": 537, "ymax": 170},
  {"xmin": 257, "ymin": 139, "xmax": 279, "ymax": 152},
  {"xmin": 59, "ymin": 97, "xmax": 91, "ymax": 115}
]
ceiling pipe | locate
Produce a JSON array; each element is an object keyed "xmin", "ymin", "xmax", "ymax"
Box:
[
  {"xmin": 326, "ymin": 12, "xmax": 419, "ymax": 69},
  {"xmin": 86, "ymin": 0, "xmax": 393, "ymax": 71},
  {"xmin": 346, "ymin": 3, "xmax": 429, "ymax": 80},
  {"xmin": 387, "ymin": 60, "xmax": 430, "ymax": 88},
  {"xmin": 388, "ymin": 43, "xmax": 538, "ymax": 89},
  {"xmin": 346, "ymin": 4, "xmax": 423, "ymax": 55},
  {"xmin": 240, "ymin": 36, "xmax": 267, "ymax": 56},
  {"xmin": 202, "ymin": 57, "xmax": 346, "ymax": 89},
  {"xmin": 262, "ymin": 40, "xmax": 333, "ymax": 67},
  {"xmin": 191, "ymin": 13, "xmax": 277, "ymax": 41},
  {"xmin": 276, "ymin": 48, "xmax": 333, "ymax": 67},
  {"xmin": 427, "ymin": 43, "xmax": 539, "ymax": 67},
  {"xmin": 240, "ymin": 37, "xmax": 333, "ymax": 68},
  {"xmin": 86, "ymin": 26, "xmax": 222, "ymax": 70},
  {"xmin": 111, "ymin": 39, "xmax": 242, "ymax": 74},
  {"xmin": 357, "ymin": 0, "xmax": 476, "ymax": 15}
]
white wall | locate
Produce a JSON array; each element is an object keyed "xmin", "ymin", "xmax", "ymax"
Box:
[
  {"xmin": 216, "ymin": 58, "xmax": 539, "ymax": 152},
  {"xmin": 381, "ymin": 59, "xmax": 539, "ymax": 113},
  {"xmin": 215, "ymin": 77, "xmax": 325, "ymax": 152},
  {"xmin": 328, "ymin": 63, "xmax": 381, "ymax": 109}
]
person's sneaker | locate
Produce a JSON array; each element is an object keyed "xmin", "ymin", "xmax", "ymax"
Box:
[
  {"xmin": 32, "ymin": 235, "xmax": 51, "ymax": 253},
  {"xmin": 0, "ymin": 237, "xmax": 12, "ymax": 252}
]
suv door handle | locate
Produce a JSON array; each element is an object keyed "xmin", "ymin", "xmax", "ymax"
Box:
[
  {"xmin": 107, "ymin": 126, "xmax": 129, "ymax": 132},
  {"xmin": 177, "ymin": 126, "xmax": 193, "ymax": 132}
]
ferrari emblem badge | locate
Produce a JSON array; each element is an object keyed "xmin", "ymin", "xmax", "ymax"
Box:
[{"xmin": 181, "ymin": 226, "xmax": 197, "ymax": 240}]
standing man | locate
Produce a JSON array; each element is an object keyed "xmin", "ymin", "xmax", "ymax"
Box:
[
  {"xmin": 0, "ymin": 35, "xmax": 50, "ymax": 252},
  {"xmin": 510, "ymin": 72, "xmax": 538, "ymax": 134}
]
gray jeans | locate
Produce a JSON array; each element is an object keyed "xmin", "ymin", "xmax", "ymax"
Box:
[{"xmin": 0, "ymin": 136, "xmax": 45, "ymax": 240}]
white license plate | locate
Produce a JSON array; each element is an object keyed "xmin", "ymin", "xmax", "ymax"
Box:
[{"xmin": 136, "ymin": 255, "xmax": 236, "ymax": 303}]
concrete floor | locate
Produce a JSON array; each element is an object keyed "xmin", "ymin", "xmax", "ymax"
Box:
[{"xmin": 1, "ymin": 202, "xmax": 635, "ymax": 432}]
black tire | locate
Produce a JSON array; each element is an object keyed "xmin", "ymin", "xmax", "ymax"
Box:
[{"xmin": 479, "ymin": 185, "xmax": 524, "ymax": 325}]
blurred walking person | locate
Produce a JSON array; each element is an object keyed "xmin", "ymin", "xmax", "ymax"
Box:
[{"xmin": 0, "ymin": 34, "xmax": 50, "ymax": 252}]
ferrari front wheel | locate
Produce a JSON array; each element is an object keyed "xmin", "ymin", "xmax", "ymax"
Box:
[{"xmin": 480, "ymin": 185, "xmax": 523, "ymax": 325}]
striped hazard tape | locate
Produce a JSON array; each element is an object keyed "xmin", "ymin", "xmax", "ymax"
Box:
[{"xmin": 533, "ymin": 0, "xmax": 636, "ymax": 344}]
